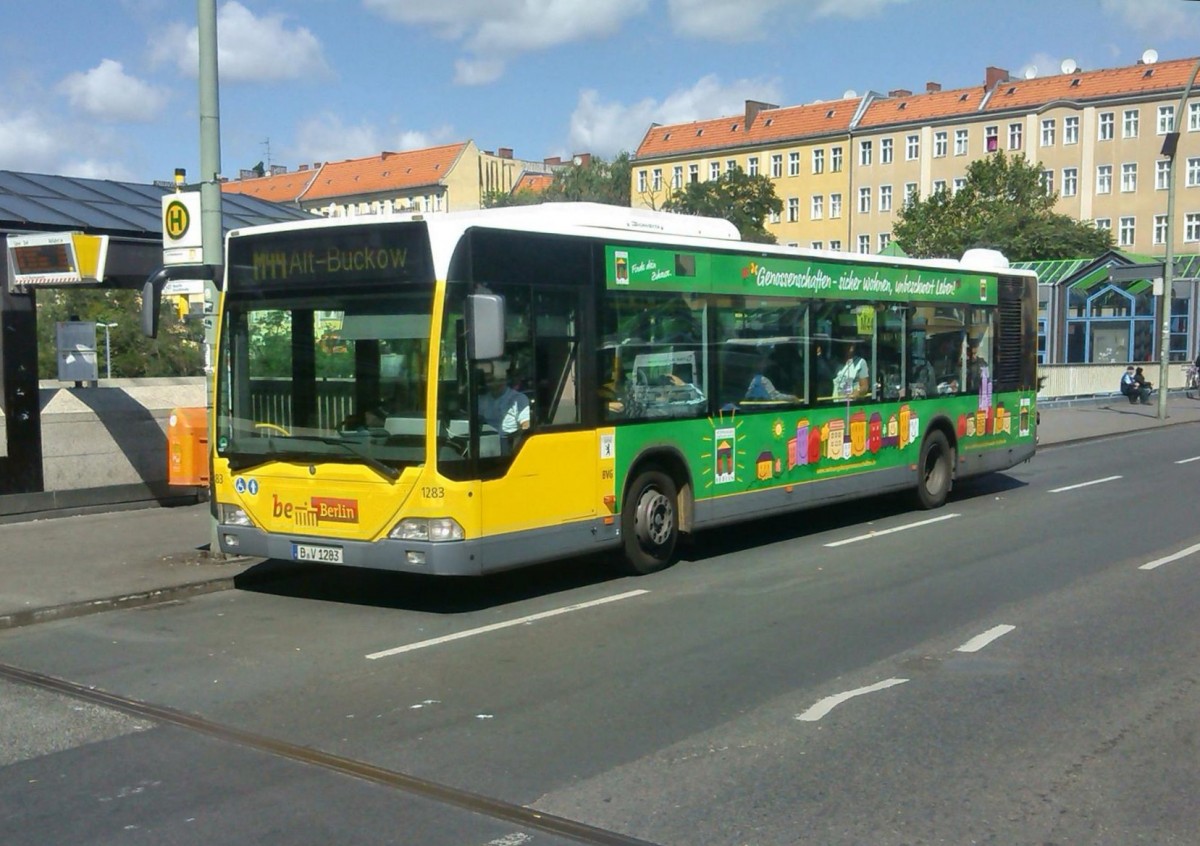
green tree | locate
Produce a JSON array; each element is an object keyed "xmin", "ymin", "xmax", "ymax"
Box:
[
  {"xmin": 542, "ymin": 152, "xmax": 633, "ymax": 206},
  {"xmin": 662, "ymin": 169, "xmax": 783, "ymax": 243},
  {"xmin": 35, "ymin": 288, "xmax": 204, "ymax": 379},
  {"xmin": 893, "ymin": 150, "xmax": 1112, "ymax": 260}
]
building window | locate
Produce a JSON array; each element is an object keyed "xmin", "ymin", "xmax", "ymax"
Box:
[
  {"xmin": 985, "ymin": 125, "xmax": 999, "ymax": 152},
  {"xmin": 906, "ymin": 134, "xmax": 919, "ymax": 160},
  {"xmin": 1186, "ymin": 212, "xmax": 1200, "ymax": 242},
  {"xmin": 1095, "ymin": 218, "xmax": 1111, "ymax": 232},
  {"xmin": 1041, "ymin": 118, "xmax": 1056, "ymax": 147},
  {"xmin": 1099, "ymin": 112, "xmax": 1114, "ymax": 141},
  {"xmin": 688, "ymin": 163, "xmax": 699, "ymax": 183},
  {"xmin": 1119, "ymin": 216, "xmax": 1135, "ymax": 246},
  {"xmin": 811, "ymin": 241, "xmax": 824, "ymax": 250},
  {"xmin": 1158, "ymin": 104, "xmax": 1176, "ymax": 134},
  {"xmin": 788, "ymin": 197, "xmax": 799, "ymax": 222},
  {"xmin": 860, "ymin": 140, "xmax": 873, "ymax": 166},
  {"xmin": 878, "ymin": 233, "xmax": 891, "ymax": 252},
  {"xmin": 904, "ymin": 182, "xmax": 918, "ymax": 208},
  {"xmin": 881, "ymin": 138, "xmax": 894, "ymax": 164},
  {"xmin": 672, "ymin": 165, "xmax": 683, "ymax": 189},
  {"xmin": 1064, "ymin": 115, "xmax": 1079, "ymax": 144},
  {"xmin": 770, "ymin": 153, "xmax": 782, "ymax": 178},
  {"xmin": 788, "ymin": 151, "xmax": 800, "ymax": 176},
  {"xmin": 1065, "ymin": 282, "xmax": 1155, "ymax": 364},
  {"xmin": 954, "ymin": 128, "xmax": 968, "ymax": 155},
  {"xmin": 831, "ymin": 146, "xmax": 843, "ymax": 172},
  {"xmin": 1154, "ymin": 214, "xmax": 1168, "ymax": 245},
  {"xmin": 879, "ymin": 184, "xmax": 893, "ymax": 212},
  {"xmin": 857, "ymin": 234, "xmax": 870, "ymax": 253},
  {"xmin": 830, "ymin": 192, "xmax": 842, "ymax": 218},
  {"xmin": 934, "ymin": 131, "xmax": 947, "ymax": 157},
  {"xmin": 1123, "ymin": 108, "xmax": 1139, "ymax": 138},
  {"xmin": 830, "ymin": 240, "xmax": 842, "ymax": 251},
  {"xmin": 1097, "ymin": 164, "xmax": 1112, "ymax": 194},
  {"xmin": 748, "ymin": 156, "xmax": 759, "ymax": 176},
  {"xmin": 858, "ymin": 186, "xmax": 871, "ymax": 213},
  {"xmin": 1121, "ymin": 162, "xmax": 1137, "ymax": 192},
  {"xmin": 1158, "ymin": 160, "xmax": 1172, "ymax": 190},
  {"xmin": 768, "ymin": 209, "xmax": 781, "ymax": 224},
  {"xmin": 812, "ymin": 148, "xmax": 824, "ymax": 174},
  {"xmin": 953, "ymin": 177, "xmax": 966, "ymax": 195},
  {"xmin": 1062, "ymin": 167, "xmax": 1078, "ymax": 197},
  {"xmin": 652, "ymin": 168, "xmax": 662, "ymax": 191},
  {"xmin": 710, "ymin": 162, "xmax": 720, "ymax": 180},
  {"xmin": 811, "ymin": 194, "xmax": 824, "ymax": 219},
  {"xmin": 1040, "ymin": 170, "xmax": 1054, "ymax": 195},
  {"xmin": 726, "ymin": 159, "xmax": 738, "ymax": 173},
  {"xmin": 933, "ymin": 179, "xmax": 948, "ymax": 194},
  {"xmin": 1190, "ymin": 102, "xmax": 1200, "ymax": 131},
  {"xmin": 637, "ymin": 170, "xmax": 647, "ymax": 192},
  {"xmin": 1008, "ymin": 122, "xmax": 1022, "ymax": 150},
  {"xmin": 1188, "ymin": 157, "xmax": 1200, "ymax": 187}
]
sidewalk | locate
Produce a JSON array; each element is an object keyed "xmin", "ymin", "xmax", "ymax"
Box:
[{"xmin": 3, "ymin": 395, "xmax": 1199, "ymax": 630}]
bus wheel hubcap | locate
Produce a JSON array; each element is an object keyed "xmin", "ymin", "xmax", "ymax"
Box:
[{"xmin": 636, "ymin": 489, "xmax": 673, "ymax": 548}]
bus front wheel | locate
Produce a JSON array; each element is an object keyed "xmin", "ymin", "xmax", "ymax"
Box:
[
  {"xmin": 916, "ymin": 430, "xmax": 952, "ymax": 509},
  {"xmin": 620, "ymin": 470, "xmax": 678, "ymax": 575}
]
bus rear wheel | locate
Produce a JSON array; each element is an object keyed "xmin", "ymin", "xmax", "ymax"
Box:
[
  {"xmin": 916, "ymin": 430, "xmax": 952, "ymax": 509},
  {"xmin": 620, "ymin": 470, "xmax": 679, "ymax": 575}
]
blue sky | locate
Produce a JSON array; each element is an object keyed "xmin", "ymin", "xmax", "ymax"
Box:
[{"xmin": 1, "ymin": 0, "xmax": 1198, "ymax": 184}]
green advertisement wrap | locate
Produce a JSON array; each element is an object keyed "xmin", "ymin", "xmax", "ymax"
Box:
[
  {"xmin": 611, "ymin": 392, "xmax": 1035, "ymax": 502},
  {"xmin": 606, "ymin": 245, "xmax": 997, "ymax": 305}
]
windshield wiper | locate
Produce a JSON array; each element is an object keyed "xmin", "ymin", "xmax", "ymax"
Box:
[{"xmin": 279, "ymin": 434, "xmax": 401, "ymax": 482}]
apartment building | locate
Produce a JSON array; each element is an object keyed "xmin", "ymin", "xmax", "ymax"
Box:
[
  {"xmin": 222, "ymin": 141, "xmax": 565, "ymax": 215},
  {"xmin": 632, "ymin": 53, "xmax": 1200, "ymax": 258}
]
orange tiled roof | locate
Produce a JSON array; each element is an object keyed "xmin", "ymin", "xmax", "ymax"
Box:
[
  {"xmin": 221, "ymin": 168, "xmax": 319, "ymax": 203},
  {"xmin": 301, "ymin": 143, "xmax": 469, "ymax": 201},
  {"xmin": 512, "ymin": 171, "xmax": 554, "ymax": 194},
  {"xmin": 635, "ymin": 97, "xmax": 865, "ymax": 160},
  {"xmin": 982, "ymin": 55, "xmax": 1200, "ymax": 112},
  {"xmin": 858, "ymin": 85, "xmax": 989, "ymax": 129}
]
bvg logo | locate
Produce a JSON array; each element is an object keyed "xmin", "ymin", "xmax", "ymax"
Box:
[
  {"xmin": 164, "ymin": 200, "xmax": 190, "ymax": 240},
  {"xmin": 272, "ymin": 494, "xmax": 359, "ymax": 526}
]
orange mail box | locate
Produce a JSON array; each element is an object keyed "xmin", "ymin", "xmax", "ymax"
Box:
[{"xmin": 168, "ymin": 407, "xmax": 209, "ymax": 487}]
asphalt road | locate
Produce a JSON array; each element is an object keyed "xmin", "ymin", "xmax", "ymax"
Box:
[{"xmin": 2, "ymin": 423, "xmax": 1198, "ymax": 845}]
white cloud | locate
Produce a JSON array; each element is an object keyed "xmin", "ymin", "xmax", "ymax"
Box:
[
  {"xmin": 0, "ymin": 109, "xmax": 134, "ymax": 179},
  {"xmin": 568, "ymin": 74, "xmax": 785, "ymax": 158},
  {"xmin": 58, "ymin": 59, "xmax": 169, "ymax": 123},
  {"xmin": 365, "ymin": 0, "xmax": 647, "ymax": 84},
  {"xmin": 667, "ymin": 0, "xmax": 910, "ymax": 39},
  {"xmin": 152, "ymin": 1, "xmax": 329, "ymax": 83},
  {"xmin": 286, "ymin": 114, "xmax": 457, "ymax": 164},
  {"xmin": 1099, "ymin": 0, "xmax": 1200, "ymax": 40}
]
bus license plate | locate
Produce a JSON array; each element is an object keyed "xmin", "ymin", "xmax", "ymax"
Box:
[{"xmin": 291, "ymin": 543, "xmax": 343, "ymax": 564}]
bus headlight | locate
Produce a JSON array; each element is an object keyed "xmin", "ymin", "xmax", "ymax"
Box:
[
  {"xmin": 219, "ymin": 504, "xmax": 252, "ymax": 527},
  {"xmin": 389, "ymin": 518, "xmax": 464, "ymax": 542}
]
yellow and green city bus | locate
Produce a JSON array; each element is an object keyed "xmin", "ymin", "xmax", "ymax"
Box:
[{"xmin": 204, "ymin": 203, "xmax": 1037, "ymax": 576}]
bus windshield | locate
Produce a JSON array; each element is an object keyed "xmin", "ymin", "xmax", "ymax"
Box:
[{"xmin": 215, "ymin": 290, "xmax": 435, "ymax": 475}]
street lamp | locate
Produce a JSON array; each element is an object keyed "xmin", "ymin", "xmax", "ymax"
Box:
[
  {"xmin": 1156, "ymin": 57, "xmax": 1200, "ymax": 420},
  {"xmin": 98, "ymin": 322, "xmax": 118, "ymax": 380}
]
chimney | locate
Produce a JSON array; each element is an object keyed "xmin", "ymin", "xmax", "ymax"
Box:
[
  {"xmin": 498, "ymin": 147, "xmax": 513, "ymax": 159},
  {"xmin": 926, "ymin": 81, "xmax": 941, "ymax": 93},
  {"xmin": 888, "ymin": 89, "xmax": 912, "ymax": 98},
  {"xmin": 744, "ymin": 99, "xmax": 779, "ymax": 130},
  {"xmin": 984, "ymin": 66, "xmax": 1010, "ymax": 90},
  {"xmin": 573, "ymin": 153, "xmax": 592, "ymax": 167},
  {"xmin": 544, "ymin": 156, "xmax": 562, "ymax": 166},
  {"xmin": 269, "ymin": 164, "xmax": 286, "ymax": 176},
  {"xmin": 298, "ymin": 164, "xmax": 308, "ymax": 171}
]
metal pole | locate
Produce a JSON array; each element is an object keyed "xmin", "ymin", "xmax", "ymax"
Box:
[
  {"xmin": 1158, "ymin": 58, "xmax": 1200, "ymax": 420},
  {"xmin": 198, "ymin": 0, "xmax": 225, "ymax": 558}
]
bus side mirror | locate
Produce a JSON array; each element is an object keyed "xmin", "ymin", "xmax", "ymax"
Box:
[
  {"xmin": 141, "ymin": 268, "xmax": 168, "ymax": 338},
  {"xmin": 467, "ymin": 293, "xmax": 505, "ymax": 360}
]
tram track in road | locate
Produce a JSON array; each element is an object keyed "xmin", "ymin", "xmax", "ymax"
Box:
[{"xmin": 0, "ymin": 661, "xmax": 661, "ymax": 846}]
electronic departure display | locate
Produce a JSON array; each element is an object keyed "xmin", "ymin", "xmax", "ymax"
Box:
[
  {"xmin": 6, "ymin": 232, "xmax": 109, "ymax": 292},
  {"xmin": 11, "ymin": 242, "xmax": 74, "ymax": 275}
]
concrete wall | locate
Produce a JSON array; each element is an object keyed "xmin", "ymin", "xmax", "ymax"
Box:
[{"xmin": 0, "ymin": 377, "xmax": 206, "ymax": 519}]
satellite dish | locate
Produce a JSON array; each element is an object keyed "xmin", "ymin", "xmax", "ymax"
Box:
[
  {"xmin": 1024, "ymin": 66, "xmax": 1038, "ymax": 80},
  {"xmin": 843, "ymin": 89, "xmax": 857, "ymax": 99},
  {"xmin": 1061, "ymin": 58, "xmax": 1077, "ymax": 74},
  {"xmin": 1142, "ymin": 48, "xmax": 1159, "ymax": 65}
]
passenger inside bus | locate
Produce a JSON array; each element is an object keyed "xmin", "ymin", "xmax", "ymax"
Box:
[{"xmin": 833, "ymin": 340, "xmax": 870, "ymax": 399}]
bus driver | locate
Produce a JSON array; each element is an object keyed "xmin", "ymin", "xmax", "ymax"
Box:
[{"xmin": 478, "ymin": 367, "xmax": 530, "ymax": 454}]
